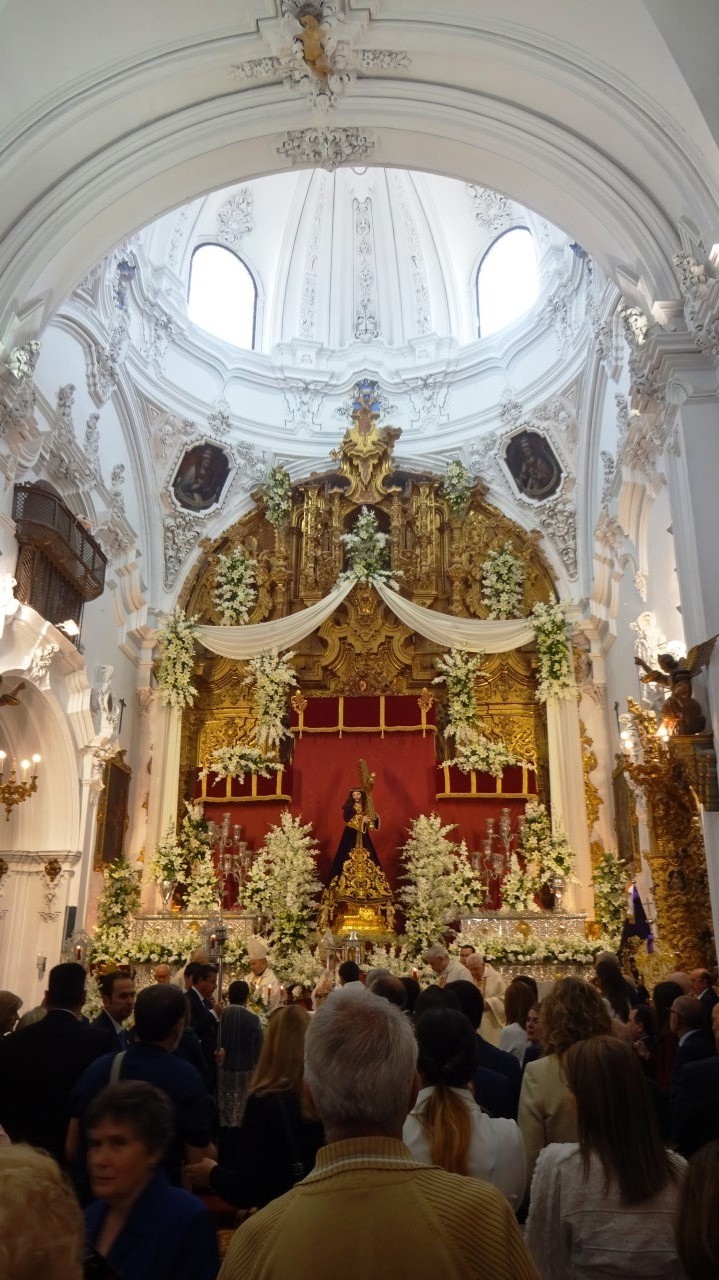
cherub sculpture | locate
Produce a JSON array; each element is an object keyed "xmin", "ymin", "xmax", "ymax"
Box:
[{"xmin": 295, "ymin": 6, "xmax": 332, "ymax": 82}]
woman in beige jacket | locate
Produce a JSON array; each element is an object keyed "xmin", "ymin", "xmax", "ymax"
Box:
[{"xmin": 518, "ymin": 977, "xmax": 612, "ymax": 1194}]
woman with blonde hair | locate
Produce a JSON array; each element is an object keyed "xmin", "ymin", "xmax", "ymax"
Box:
[
  {"xmin": 186, "ymin": 1003, "xmax": 323, "ymax": 1208},
  {"xmin": 0, "ymin": 1144, "xmax": 84, "ymax": 1280},
  {"xmin": 518, "ymin": 976, "xmax": 612, "ymax": 1192},
  {"xmin": 403, "ymin": 1008, "xmax": 525, "ymax": 1209},
  {"xmin": 526, "ymin": 1035, "xmax": 685, "ymax": 1277}
]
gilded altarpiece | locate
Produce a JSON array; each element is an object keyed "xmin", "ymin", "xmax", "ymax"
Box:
[{"xmin": 178, "ymin": 409, "xmax": 556, "ymax": 828}]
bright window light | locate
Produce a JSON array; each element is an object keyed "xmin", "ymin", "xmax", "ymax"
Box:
[
  {"xmin": 477, "ymin": 228, "xmax": 539, "ymax": 338},
  {"xmin": 188, "ymin": 245, "xmax": 257, "ymax": 349}
]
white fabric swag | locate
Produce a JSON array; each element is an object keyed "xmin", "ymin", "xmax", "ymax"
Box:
[{"xmin": 194, "ymin": 578, "xmax": 536, "ymax": 658}]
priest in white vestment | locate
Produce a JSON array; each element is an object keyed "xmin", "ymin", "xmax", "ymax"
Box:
[
  {"xmin": 464, "ymin": 953, "xmax": 506, "ymax": 1046},
  {"xmin": 244, "ymin": 936, "xmax": 281, "ymax": 1012}
]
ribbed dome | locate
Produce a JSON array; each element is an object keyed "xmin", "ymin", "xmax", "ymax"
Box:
[{"xmin": 141, "ymin": 167, "xmax": 566, "ymax": 358}]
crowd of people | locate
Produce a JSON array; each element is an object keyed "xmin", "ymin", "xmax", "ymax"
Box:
[{"xmin": 0, "ymin": 944, "xmax": 718, "ymax": 1278}]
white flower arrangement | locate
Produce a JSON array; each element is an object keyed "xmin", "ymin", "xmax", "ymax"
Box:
[
  {"xmin": 481, "ymin": 934, "xmax": 605, "ymax": 966},
  {"xmin": 481, "ymin": 542, "xmax": 525, "ymax": 619},
  {"xmin": 591, "ymin": 848, "xmax": 629, "ymax": 944},
  {"xmin": 97, "ymin": 856, "xmax": 141, "ymax": 929},
  {"xmin": 157, "ymin": 608, "xmax": 198, "ymax": 710},
  {"xmin": 530, "ymin": 600, "xmax": 578, "ymax": 702},
  {"xmin": 442, "ymin": 459, "xmax": 472, "ymax": 517},
  {"xmin": 213, "ymin": 546, "xmax": 258, "ymax": 625},
  {"xmin": 275, "ymin": 943, "xmax": 326, "ymax": 992},
  {"xmin": 221, "ymin": 933, "xmax": 250, "ymax": 968},
  {"xmin": 129, "ymin": 933, "xmax": 198, "ymax": 965},
  {"xmin": 517, "ymin": 799, "xmax": 575, "ymax": 892},
  {"xmin": 247, "ymin": 649, "xmax": 298, "ymax": 752},
  {"xmin": 148, "ymin": 823, "xmax": 190, "ymax": 889},
  {"xmin": 263, "ymin": 465, "xmax": 292, "ymax": 528},
  {"xmin": 340, "ymin": 506, "xmax": 398, "ymax": 586},
  {"xmin": 399, "ymin": 813, "xmax": 480, "ymax": 953},
  {"xmin": 89, "ymin": 923, "xmax": 134, "ymax": 971},
  {"xmin": 200, "ymin": 744, "xmax": 281, "ymax": 784},
  {"xmin": 243, "ymin": 811, "xmax": 322, "ymax": 963},
  {"xmin": 500, "ymin": 853, "xmax": 538, "ymax": 912},
  {"xmin": 184, "ymin": 849, "xmax": 220, "ymax": 914},
  {"xmin": 434, "ymin": 647, "xmax": 519, "ymax": 778}
]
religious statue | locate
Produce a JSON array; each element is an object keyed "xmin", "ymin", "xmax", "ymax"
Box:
[
  {"xmin": 634, "ymin": 636, "xmax": 717, "ymax": 736},
  {"xmin": 319, "ymin": 760, "xmax": 394, "ymax": 936}
]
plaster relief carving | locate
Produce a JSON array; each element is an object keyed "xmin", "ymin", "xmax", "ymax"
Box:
[
  {"xmin": 395, "ymin": 173, "xmax": 430, "ymax": 335},
  {"xmin": 163, "ymin": 510, "xmax": 205, "ymax": 589},
  {"xmin": 285, "ymin": 381, "xmax": 323, "ymax": 430},
  {"xmin": 109, "ymin": 464, "xmax": 126, "ymax": 519},
  {"xmin": 26, "ymin": 642, "xmax": 59, "ymax": 690},
  {"xmin": 217, "ymin": 189, "xmax": 254, "ymax": 245},
  {"xmin": 143, "ymin": 309, "xmax": 177, "ymax": 375},
  {"xmin": 231, "ymin": 56, "xmax": 282, "ymax": 79},
  {"xmin": 358, "ymin": 49, "xmax": 410, "ymax": 71},
  {"xmin": 600, "ymin": 450, "xmax": 615, "ymax": 510},
  {"xmin": 276, "ymin": 126, "xmax": 375, "ymax": 171},
  {"xmin": 300, "ymin": 175, "xmax": 326, "ymax": 337},
  {"xmin": 467, "ymin": 185, "xmax": 512, "ymax": 233},
  {"xmin": 353, "ymin": 197, "xmax": 380, "ymax": 340},
  {"xmin": 207, "ymin": 403, "xmax": 231, "ymax": 437},
  {"xmin": 56, "ymin": 384, "xmax": 76, "ymax": 439},
  {"xmin": 535, "ymin": 486, "xmax": 578, "ymax": 580},
  {"xmin": 408, "ymin": 375, "xmax": 448, "ymax": 431},
  {"xmin": 154, "ymin": 413, "xmax": 196, "ymax": 462},
  {"xmin": 618, "ymin": 303, "xmax": 649, "ymax": 349},
  {"xmin": 83, "ymin": 413, "xmax": 101, "ymax": 479}
]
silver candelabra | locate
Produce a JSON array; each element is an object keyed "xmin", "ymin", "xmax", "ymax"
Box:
[{"xmin": 206, "ymin": 811, "xmax": 252, "ymax": 906}]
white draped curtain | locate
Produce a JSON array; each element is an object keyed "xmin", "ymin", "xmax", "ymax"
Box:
[{"xmin": 192, "ymin": 578, "xmax": 592, "ymax": 911}]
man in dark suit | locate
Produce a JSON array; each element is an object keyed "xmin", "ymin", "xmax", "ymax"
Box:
[
  {"xmin": 91, "ymin": 970, "xmax": 135, "ymax": 1051},
  {"xmin": 446, "ymin": 979, "xmax": 521, "ymax": 1117},
  {"xmin": 669, "ymin": 994, "xmax": 715, "ymax": 1101},
  {"xmin": 691, "ymin": 967, "xmax": 719, "ymax": 1026},
  {"xmin": 185, "ymin": 962, "xmax": 219, "ymax": 1088},
  {"xmin": 671, "ymin": 1001, "xmax": 719, "ymax": 1156},
  {"xmin": 0, "ymin": 961, "xmax": 108, "ymax": 1163}
]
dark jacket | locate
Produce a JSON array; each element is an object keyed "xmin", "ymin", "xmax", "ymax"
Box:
[
  {"xmin": 85, "ymin": 1170, "xmax": 220, "ymax": 1280},
  {"xmin": 209, "ymin": 1088, "xmax": 324, "ymax": 1208}
]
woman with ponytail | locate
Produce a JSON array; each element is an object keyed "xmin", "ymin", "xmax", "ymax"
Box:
[{"xmin": 402, "ymin": 1007, "xmax": 526, "ymax": 1210}]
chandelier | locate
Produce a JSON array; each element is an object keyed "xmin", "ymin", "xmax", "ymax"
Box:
[{"xmin": 0, "ymin": 751, "xmax": 41, "ymax": 820}]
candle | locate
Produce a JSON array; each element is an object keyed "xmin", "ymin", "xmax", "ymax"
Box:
[
  {"xmin": 267, "ymin": 985, "xmax": 272, "ymax": 1000},
  {"xmin": 210, "ymin": 934, "xmax": 216, "ymax": 948},
  {"xmin": 412, "ymin": 968, "xmax": 418, "ymax": 981},
  {"xmin": 75, "ymin": 945, "xmax": 83, "ymax": 962}
]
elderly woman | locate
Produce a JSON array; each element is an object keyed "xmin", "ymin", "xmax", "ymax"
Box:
[
  {"xmin": 518, "ymin": 977, "xmax": 612, "ymax": 1193},
  {"xmin": 84, "ymin": 1080, "xmax": 219, "ymax": 1280},
  {"xmin": 0, "ymin": 1144, "xmax": 84, "ymax": 1280}
]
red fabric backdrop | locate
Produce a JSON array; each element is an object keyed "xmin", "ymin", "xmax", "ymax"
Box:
[{"xmin": 196, "ymin": 696, "xmax": 535, "ymax": 901}]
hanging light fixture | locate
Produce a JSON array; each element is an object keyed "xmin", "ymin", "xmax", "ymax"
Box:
[{"xmin": 0, "ymin": 751, "xmax": 41, "ymax": 820}]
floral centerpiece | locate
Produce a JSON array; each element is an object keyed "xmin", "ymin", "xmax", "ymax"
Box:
[
  {"xmin": 213, "ymin": 545, "xmax": 258, "ymax": 625},
  {"xmin": 247, "ymin": 649, "xmax": 297, "ymax": 752},
  {"xmin": 481, "ymin": 542, "xmax": 525, "ymax": 619},
  {"xmin": 156, "ymin": 608, "xmax": 198, "ymax": 709},
  {"xmin": 184, "ymin": 849, "xmax": 220, "ymax": 914},
  {"xmin": 200, "ymin": 744, "xmax": 282, "ymax": 784},
  {"xmin": 149, "ymin": 824, "xmax": 190, "ymax": 890},
  {"xmin": 243, "ymin": 811, "xmax": 322, "ymax": 965},
  {"xmin": 530, "ymin": 600, "xmax": 578, "ymax": 702},
  {"xmin": 399, "ymin": 813, "xmax": 480, "ymax": 954},
  {"xmin": 442, "ymin": 459, "xmax": 472, "ymax": 517},
  {"xmin": 340, "ymin": 506, "xmax": 398, "ymax": 586},
  {"xmin": 591, "ymin": 847, "xmax": 629, "ymax": 944},
  {"xmin": 433, "ymin": 647, "xmax": 519, "ymax": 778},
  {"xmin": 263, "ymin": 465, "xmax": 292, "ymax": 528}
]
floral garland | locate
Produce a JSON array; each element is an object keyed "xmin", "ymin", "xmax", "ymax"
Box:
[
  {"xmin": 213, "ymin": 546, "xmax": 258, "ymax": 625},
  {"xmin": 247, "ymin": 649, "xmax": 297, "ymax": 752},
  {"xmin": 200, "ymin": 744, "xmax": 281, "ymax": 784},
  {"xmin": 481, "ymin": 542, "xmax": 525, "ymax": 619},
  {"xmin": 530, "ymin": 600, "xmax": 578, "ymax": 702},
  {"xmin": 148, "ymin": 823, "xmax": 190, "ymax": 889},
  {"xmin": 442, "ymin": 459, "xmax": 472, "ymax": 517},
  {"xmin": 481, "ymin": 933, "xmax": 608, "ymax": 966},
  {"xmin": 243, "ymin": 811, "xmax": 322, "ymax": 963},
  {"xmin": 433, "ymin": 647, "xmax": 518, "ymax": 778},
  {"xmin": 399, "ymin": 813, "xmax": 479, "ymax": 953},
  {"xmin": 184, "ymin": 849, "xmax": 220, "ymax": 914},
  {"xmin": 263, "ymin": 465, "xmax": 292, "ymax": 528},
  {"xmin": 591, "ymin": 848, "xmax": 629, "ymax": 944},
  {"xmin": 156, "ymin": 608, "xmax": 198, "ymax": 709},
  {"xmin": 340, "ymin": 506, "xmax": 397, "ymax": 586}
]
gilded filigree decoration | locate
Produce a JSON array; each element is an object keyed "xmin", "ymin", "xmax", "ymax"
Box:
[
  {"xmin": 329, "ymin": 382, "xmax": 402, "ymax": 504},
  {"xmin": 623, "ymin": 699, "xmax": 713, "ymax": 967},
  {"xmin": 43, "ymin": 857, "xmax": 63, "ymax": 883},
  {"xmin": 417, "ymin": 688, "xmax": 434, "ymax": 715},
  {"xmin": 291, "ymin": 689, "xmax": 308, "ymax": 715},
  {"xmin": 580, "ymin": 720, "xmax": 603, "ymax": 832}
]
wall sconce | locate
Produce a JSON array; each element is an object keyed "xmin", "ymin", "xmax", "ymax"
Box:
[
  {"xmin": 0, "ymin": 751, "xmax": 41, "ymax": 820},
  {"xmin": 36, "ymin": 954, "xmax": 46, "ymax": 978}
]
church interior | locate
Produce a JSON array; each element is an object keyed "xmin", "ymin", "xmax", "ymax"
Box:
[{"xmin": 1, "ymin": 0, "xmax": 719, "ymax": 1009}]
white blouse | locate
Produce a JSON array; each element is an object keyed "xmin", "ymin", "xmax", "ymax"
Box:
[
  {"xmin": 499, "ymin": 1021, "xmax": 529, "ymax": 1063},
  {"xmin": 525, "ymin": 1143, "xmax": 687, "ymax": 1279},
  {"xmin": 402, "ymin": 1086, "xmax": 526, "ymax": 1210}
]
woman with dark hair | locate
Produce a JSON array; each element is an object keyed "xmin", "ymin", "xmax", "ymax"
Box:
[
  {"xmin": 500, "ymin": 980, "xmax": 536, "ymax": 1063},
  {"xmin": 653, "ymin": 981, "xmax": 683, "ymax": 1096},
  {"xmin": 186, "ymin": 1004, "xmax": 323, "ymax": 1209},
  {"xmin": 526, "ymin": 1036, "xmax": 686, "ymax": 1277},
  {"xmin": 84, "ymin": 1081, "xmax": 219, "ymax": 1280},
  {"xmin": 628, "ymin": 1003, "xmax": 658, "ymax": 1078},
  {"xmin": 518, "ymin": 977, "xmax": 612, "ymax": 1192},
  {"xmin": 403, "ymin": 1008, "xmax": 525, "ymax": 1209},
  {"xmin": 523, "ymin": 1003, "xmax": 544, "ymax": 1071},
  {"xmin": 675, "ymin": 1139, "xmax": 719, "ymax": 1279},
  {"xmin": 595, "ymin": 958, "xmax": 631, "ymax": 1022}
]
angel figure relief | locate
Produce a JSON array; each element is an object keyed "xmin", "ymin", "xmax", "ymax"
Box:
[{"xmin": 634, "ymin": 635, "xmax": 717, "ymax": 736}]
